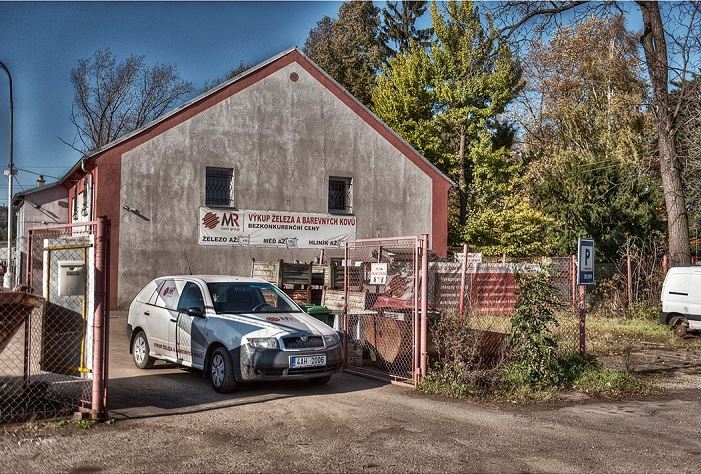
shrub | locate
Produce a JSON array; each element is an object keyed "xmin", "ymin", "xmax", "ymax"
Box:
[{"xmin": 507, "ymin": 268, "xmax": 561, "ymax": 387}]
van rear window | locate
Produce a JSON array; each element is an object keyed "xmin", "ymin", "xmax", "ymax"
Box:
[{"xmin": 667, "ymin": 273, "xmax": 690, "ymax": 295}]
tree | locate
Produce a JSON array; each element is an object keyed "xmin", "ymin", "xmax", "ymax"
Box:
[
  {"xmin": 674, "ymin": 76, "xmax": 701, "ymax": 249},
  {"xmin": 374, "ymin": 1, "xmax": 548, "ymax": 254},
  {"xmin": 519, "ymin": 17, "xmax": 665, "ymax": 259},
  {"xmin": 381, "ymin": 1, "xmax": 432, "ymax": 55},
  {"xmin": 202, "ymin": 61, "xmax": 253, "ymax": 92},
  {"xmin": 303, "ymin": 2, "xmax": 386, "ymax": 106},
  {"xmin": 492, "ymin": 1, "xmax": 701, "ymax": 266},
  {"xmin": 70, "ymin": 49, "xmax": 193, "ymax": 152}
]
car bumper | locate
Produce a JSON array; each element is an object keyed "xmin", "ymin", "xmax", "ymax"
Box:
[{"xmin": 238, "ymin": 343, "xmax": 342, "ymax": 381}]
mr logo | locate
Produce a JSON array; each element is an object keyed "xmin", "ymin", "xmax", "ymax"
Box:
[{"xmin": 221, "ymin": 212, "xmax": 240, "ymax": 228}]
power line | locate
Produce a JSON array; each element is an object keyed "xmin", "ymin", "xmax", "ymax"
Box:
[{"xmin": 15, "ymin": 168, "xmax": 60, "ymax": 180}]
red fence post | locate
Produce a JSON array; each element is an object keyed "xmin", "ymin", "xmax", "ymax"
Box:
[
  {"xmin": 578, "ymin": 285, "xmax": 586, "ymax": 355},
  {"xmin": 413, "ymin": 238, "xmax": 420, "ymax": 383},
  {"xmin": 91, "ymin": 216, "xmax": 107, "ymax": 420},
  {"xmin": 420, "ymin": 234, "xmax": 429, "ymax": 378},
  {"xmin": 571, "ymin": 255, "xmax": 577, "ymax": 311},
  {"xmin": 458, "ymin": 243, "xmax": 467, "ymax": 319},
  {"xmin": 626, "ymin": 251, "xmax": 633, "ymax": 308},
  {"xmin": 662, "ymin": 254, "xmax": 669, "ymax": 275}
]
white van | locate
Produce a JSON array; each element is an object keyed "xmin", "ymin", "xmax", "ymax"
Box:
[{"xmin": 660, "ymin": 266, "xmax": 701, "ymax": 337}]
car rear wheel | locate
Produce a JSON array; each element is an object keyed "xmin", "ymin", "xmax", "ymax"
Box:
[
  {"xmin": 210, "ymin": 347, "xmax": 237, "ymax": 393},
  {"xmin": 132, "ymin": 331, "xmax": 155, "ymax": 369}
]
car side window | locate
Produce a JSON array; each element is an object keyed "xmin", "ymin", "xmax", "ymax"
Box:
[
  {"xmin": 135, "ymin": 280, "xmax": 159, "ymax": 304},
  {"xmin": 178, "ymin": 282, "xmax": 205, "ymax": 312},
  {"xmin": 154, "ymin": 279, "xmax": 182, "ymax": 310}
]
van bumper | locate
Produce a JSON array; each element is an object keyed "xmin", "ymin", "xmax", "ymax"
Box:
[{"xmin": 660, "ymin": 311, "xmax": 672, "ymax": 326}]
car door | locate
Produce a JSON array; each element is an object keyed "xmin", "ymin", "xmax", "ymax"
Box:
[
  {"xmin": 149, "ymin": 278, "xmax": 182, "ymax": 360},
  {"xmin": 171, "ymin": 281, "xmax": 207, "ymax": 367}
]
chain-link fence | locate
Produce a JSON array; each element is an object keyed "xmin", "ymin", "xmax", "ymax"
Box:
[
  {"xmin": 0, "ymin": 220, "xmax": 108, "ymax": 424},
  {"xmin": 343, "ymin": 237, "xmax": 419, "ymax": 386},
  {"xmin": 426, "ymin": 254, "xmax": 581, "ymax": 364}
]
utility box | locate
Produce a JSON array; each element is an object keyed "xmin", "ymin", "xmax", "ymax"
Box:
[{"xmin": 57, "ymin": 260, "xmax": 86, "ymax": 296}]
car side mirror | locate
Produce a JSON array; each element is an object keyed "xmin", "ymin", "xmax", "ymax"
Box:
[{"xmin": 187, "ymin": 307, "xmax": 204, "ymax": 317}]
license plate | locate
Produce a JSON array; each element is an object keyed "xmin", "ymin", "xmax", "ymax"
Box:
[{"xmin": 289, "ymin": 355, "xmax": 326, "ymax": 368}]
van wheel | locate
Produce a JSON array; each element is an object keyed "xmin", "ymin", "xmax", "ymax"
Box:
[
  {"xmin": 132, "ymin": 331, "xmax": 155, "ymax": 369},
  {"xmin": 673, "ymin": 320, "xmax": 690, "ymax": 338},
  {"xmin": 210, "ymin": 347, "xmax": 237, "ymax": 393}
]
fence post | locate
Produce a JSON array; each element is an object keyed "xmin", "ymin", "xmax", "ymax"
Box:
[
  {"xmin": 458, "ymin": 243, "xmax": 467, "ymax": 319},
  {"xmin": 662, "ymin": 254, "xmax": 669, "ymax": 275},
  {"xmin": 626, "ymin": 251, "xmax": 633, "ymax": 308},
  {"xmin": 420, "ymin": 234, "xmax": 429, "ymax": 378},
  {"xmin": 571, "ymin": 255, "xmax": 577, "ymax": 311},
  {"xmin": 343, "ymin": 242, "xmax": 349, "ymax": 365},
  {"xmin": 91, "ymin": 216, "xmax": 107, "ymax": 421},
  {"xmin": 578, "ymin": 285, "xmax": 586, "ymax": 355},
  {"xmin": 413, "ymin": 238, "xmax": 420, "ymax": 383}
]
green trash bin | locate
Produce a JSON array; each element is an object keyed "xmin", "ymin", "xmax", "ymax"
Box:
[{"xmin": 301, "ymin": 304, "xmax": 334, "ymax": 327}]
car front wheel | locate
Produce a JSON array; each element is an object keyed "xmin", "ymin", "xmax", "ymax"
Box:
[
  {"xmin": 210, "ymin": 347, "xmax": 237, "ymax": 393},
  {"xmin": 132, "ymin": 331, "xmax": 155, "ymax": 369}
]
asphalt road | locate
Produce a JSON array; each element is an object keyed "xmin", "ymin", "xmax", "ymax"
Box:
[{"xmin": 2, "ymin": 312, "xmax": 701, "ymax": 473}]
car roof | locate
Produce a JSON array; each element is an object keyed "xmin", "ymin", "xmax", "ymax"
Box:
[{"xmin": 153, "ymin": 275, "xmax": 270, "ymax": 284}]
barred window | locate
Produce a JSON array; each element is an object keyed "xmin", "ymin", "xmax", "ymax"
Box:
[
  {"xmin": 205, "ymin": 167, "xmax": 234, "ymax": 207},
  {"xmin": 328, "ymin": 177, "xmax": 352, "ymax": 214},
  {"xmin": 71, "ymin": 194, "xmax": 78, "ymax": 221},
  {"xmin": 81, "ymin": 178, "xmax": 89, "ymax": 217}
]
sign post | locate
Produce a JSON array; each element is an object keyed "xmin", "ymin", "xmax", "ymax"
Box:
[{"xmin": 576, "ymin": 238, "xmax": 595, "ymax": 354}]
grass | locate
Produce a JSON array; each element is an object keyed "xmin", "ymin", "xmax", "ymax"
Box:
[
  {"xmin": 463, "ymin": 310, "xmax": 701, "ymax": 354},
  {"xmin": 418, "ymin": 353, "xmax": 648, "ymax": 402}
]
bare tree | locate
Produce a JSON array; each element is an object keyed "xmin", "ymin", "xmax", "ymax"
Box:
[
  {"xmin": 492, "ymin": 1, "xmax": 701, "ymax": 266},
  {"xmin": 70, "ymin": 49, "xmax": 193, "ymax": 152}
]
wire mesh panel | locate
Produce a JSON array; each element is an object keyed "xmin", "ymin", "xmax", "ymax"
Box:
[
  {"xmin": 343, "ymin": 238, "xmax": 419, "ymax": 385},
  {"xmin": 0, "ymin": 222, "xmax": 103, "ymax": 424}
]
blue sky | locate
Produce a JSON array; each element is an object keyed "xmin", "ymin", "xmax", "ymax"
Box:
[{"xmin": 0, "ymin": 1, "xmax": 342, "ymax": 202}]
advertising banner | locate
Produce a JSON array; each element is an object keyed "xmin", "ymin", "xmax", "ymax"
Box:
[{"xmin": 198, "ymin": 207, "xmax": 356, "ymax": 249}]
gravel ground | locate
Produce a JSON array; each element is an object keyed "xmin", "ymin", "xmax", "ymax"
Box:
[{"xmin": 2, "ymin": 314, "xmax": 701, "ymax": 473}]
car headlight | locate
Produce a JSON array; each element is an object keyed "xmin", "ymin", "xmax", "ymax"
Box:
[
  {"xmin": 248, "ymin": 337, "xmax": 279, "ymax": 349},
  {"xmin": 323, "ymin": 333, "xmax": 340, "ymax": 346}
]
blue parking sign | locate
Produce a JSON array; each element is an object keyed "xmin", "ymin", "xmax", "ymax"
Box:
[{"xmin": 577, "ymin": 238, "xmax": 595, "ymax": 285}]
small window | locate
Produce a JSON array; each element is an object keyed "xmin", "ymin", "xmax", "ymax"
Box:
[
  {"xmin": 81, "ymin": 178, "xmax": 90, "ymax": 218},
  {"xmin": 328, "ymin": 177, "xmax": 352, "ymax": 214},
  {"xmin": 206, "ymin": 167, "xmax": 234, "ymax": 207},
  {"xmin": 71, "ymin": 194, "xmax": 78, "ymax": 221},
  {"xmin": 154, "ymin": 279, "xmax": 181, "ymax": 310},
  {"xmin": 177, "ymin": 282, "xmax": 205, "ymax": 312}
]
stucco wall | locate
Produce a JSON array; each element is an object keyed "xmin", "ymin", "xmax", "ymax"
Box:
[
  {"xmin": 118, "ymin": 61, "xmax": 433, "ymax": 307},
  {"xmin": 17, "ymin": 185, "xmax": 69, "ymax": 238}
]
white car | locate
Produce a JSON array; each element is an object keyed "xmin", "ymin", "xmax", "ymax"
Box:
[
  {"xmin": 127, "ymin": 275, "xmax": 342, "ymax": 392},
  {"xmin": 660, "ymin": 266, "xmax": 701, "ymax": 337}
]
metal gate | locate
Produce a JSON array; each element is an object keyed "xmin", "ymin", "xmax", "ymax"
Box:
[
  {"xmin": 0, "ymin": 218, "xmax": 108, "ymax": 423},
  {"xmin": 342, "ymin": 236, "xmax": 429, "ymax": 386}
]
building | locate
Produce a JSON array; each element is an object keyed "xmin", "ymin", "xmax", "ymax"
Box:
[
  {"xmin": 13, "ymin": 182, "xmax": 69, "ymax": 285},
  {"xmin": 51, "ymin": 48, "xmax": 454, "ymax": 309}
]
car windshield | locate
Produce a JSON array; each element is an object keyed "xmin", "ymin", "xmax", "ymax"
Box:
[{"xmin": 207, "ymin": 282, "xmax": 302, "ymax": 314}]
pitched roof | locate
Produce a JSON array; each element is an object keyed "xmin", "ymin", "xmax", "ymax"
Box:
[{"xmin": 61, "ymin": 47, "xmax": 456, "ymax": 187}]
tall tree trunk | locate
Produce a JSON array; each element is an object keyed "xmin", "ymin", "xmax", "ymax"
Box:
[
  {"xmin": 638, "ymin": 1, "xmax": 691, "ymax": 266},
  {"xmin": 458, "ymin": 127, "xmax": 468, "ymax": 227}
]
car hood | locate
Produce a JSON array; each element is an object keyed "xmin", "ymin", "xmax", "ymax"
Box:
[{"xmin": 214, "ymin": 311, "xmax": 333, "ymax": 336}]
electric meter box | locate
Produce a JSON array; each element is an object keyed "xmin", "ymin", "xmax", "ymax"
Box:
[{"xmin": 57, "ymin": 260, "xmax": 86, "ymax": 296}]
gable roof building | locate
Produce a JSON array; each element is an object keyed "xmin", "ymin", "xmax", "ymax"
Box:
[{"xmin": 57, "ymin": 48, "xmax": 453, "ymax": 308}]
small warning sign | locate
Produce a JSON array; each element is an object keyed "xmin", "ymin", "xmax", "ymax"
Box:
[{"xmin": 370, "ymin": 263, "xmax": 388, "ymax": 285}]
